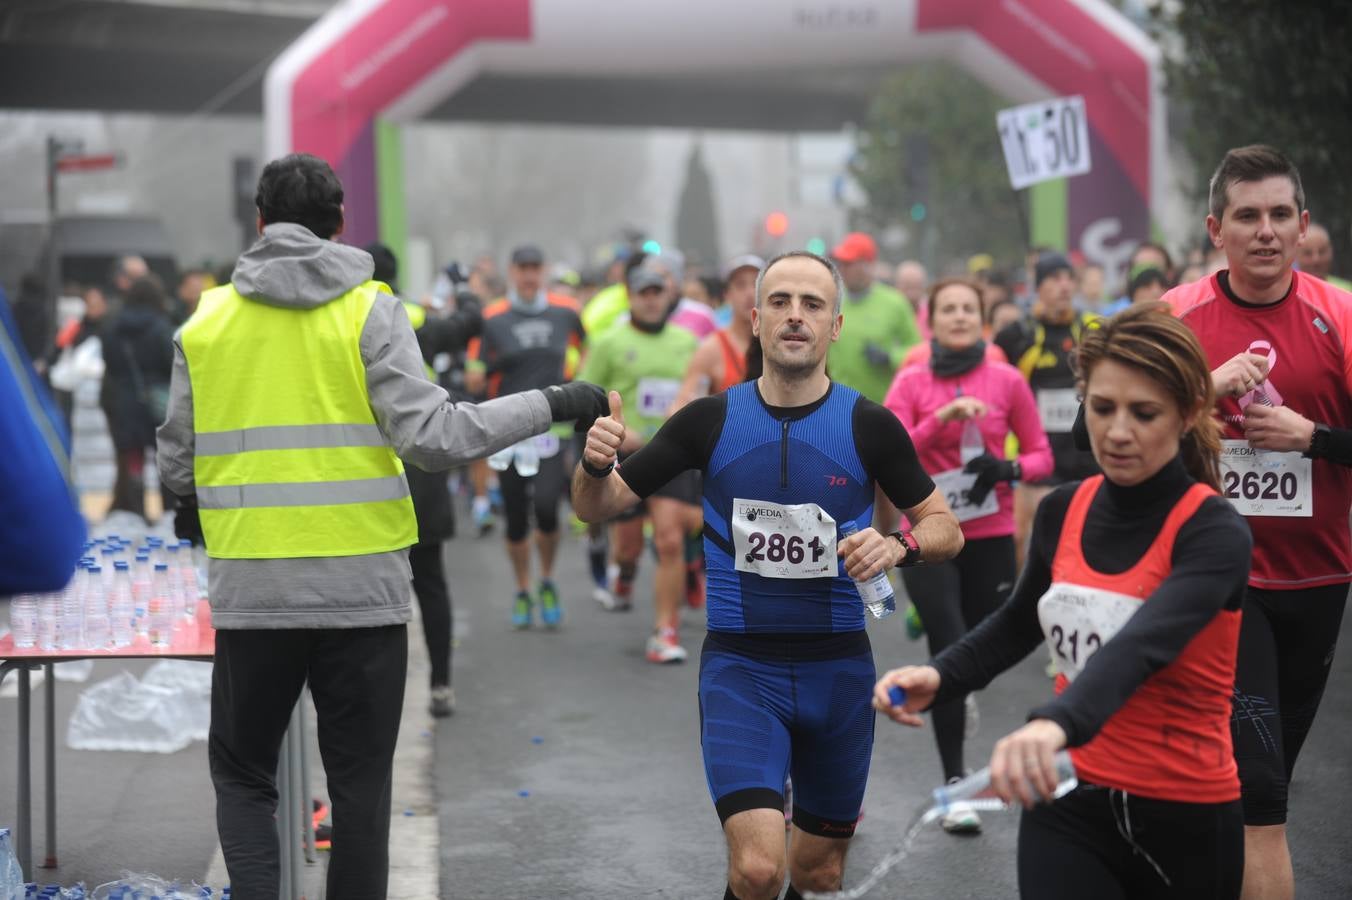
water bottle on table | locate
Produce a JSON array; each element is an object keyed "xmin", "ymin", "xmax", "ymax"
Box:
[
  {"xmin": 148, "ymin": 564, "xmax": 174, "ymax": 648},
  {"xmin": 9, "ymin": 593, "xmax": 36, "ymax": 649},
  {"xmin": 82, "ymin": 565, "xmax": 110, "ymax": 651},
  {"xmin": 110, "ymin": 562, "xmax": 135, "ymax": 648},
  {"xmin": 60, "ymin": 566, "xmax": 85, "ymax": 650},
  {"xmin": 839, "ymin": 521, "xmax": 895, "ymax": 619}
]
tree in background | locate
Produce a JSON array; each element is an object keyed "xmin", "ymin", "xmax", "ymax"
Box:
[
  {"xmin": 675, "ymin": 140, "xmax": 722, "ymax": 272},
  {"xmin": 850, "ymin": 63, "xmax": 1026, "ymax": 273},
  {"xmin": 1156, "ymin": 0, "xmax": 1352, "ymax": 275}
]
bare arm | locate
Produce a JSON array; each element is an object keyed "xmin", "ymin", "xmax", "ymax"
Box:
[
  {"xmin": 670, "ymin": 336, "xmax": 722, "ymax": 413},
  {"xmin": 900, "ymin": 487, "xmax": 964, "ymax": 565}
]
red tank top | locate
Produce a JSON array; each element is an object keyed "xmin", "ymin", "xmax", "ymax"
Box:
[
  {"xmin": 1050, "ymin": 476, "xmax": 1241, "ymax": 803},
  {"xmin": 714, "ymin": 329, "xmax": 746, "ymax": 393}
]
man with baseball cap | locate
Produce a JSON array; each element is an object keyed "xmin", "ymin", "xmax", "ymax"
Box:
[
  {"xmin": 994, "ymin": 251, "xmax": 1100, "ymax": 564},
  {"xmin": 827, "ymin": 232, "xmax": 922, "ymax": 406},
  {"xmin": 466, "ymin": 244, "xmax": 586, "ymax": 629},
  {"xmin": 674, "ymin": 254, "xmax": 764, "ymax": 407}
]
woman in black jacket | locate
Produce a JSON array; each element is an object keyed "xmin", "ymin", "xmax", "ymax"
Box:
[{"xmin": 100, "ymin": 275, "xmax": 176, "ymax": 522}]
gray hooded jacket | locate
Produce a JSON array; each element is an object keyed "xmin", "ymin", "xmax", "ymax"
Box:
[{"xmin": 156, "ymin": 223, "xmax": 551, "ymax": 629}]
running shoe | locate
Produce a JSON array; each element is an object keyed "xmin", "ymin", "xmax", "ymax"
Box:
[
  {"xmin": 429, "ymin": 685, "xmax": 455, "ymax": 718},
  {"xmin": 538, "ymin": 580, "xmax": 562, "ymax": 628},
  {"xmin": 511, "ymin": 591, "xmax": 533, "ymax": 629},
  {"xmin": 593, "ymin": 584, "xmax": 631, "ymax": 611},
  {"xmin": 964, "ymin": 694, "xmax": 980, "ymax": 740},
  {"xmin": 472, "ymin": 495, "xmax": 495, "ymax": 537},
  {"xmin": 645, "ymin": 628, "xmax": 688, "ymax": 664},
  {"xmin": 940, "ymin": 778, "xmax": 982, "ymax": 834},
  {"xmin": 905, "ymin": 603, "xmax": 925, "ymax": 640}
]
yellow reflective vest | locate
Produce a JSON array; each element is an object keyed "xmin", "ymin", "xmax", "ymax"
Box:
[{"xmin": 180, "ymin": 281, "xmax": 417, "ymax": 559}]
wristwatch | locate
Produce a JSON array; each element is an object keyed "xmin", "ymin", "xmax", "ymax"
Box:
[
  {"xmin": 581, "ymin": 457, "xmax": 616, "ymax": 478},
  {"xmin": 1304, "ymin": 422, "xmax": 1331, "ymax": 460},
  {"xmin": 890, "ymin": 530, "xmax": 922, "ymax": 567}
]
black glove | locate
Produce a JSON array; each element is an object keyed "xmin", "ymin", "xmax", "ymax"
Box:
[
  {"xmin": 173, "ymin": 495, "xmax": 205, "ymax": 546},
  {"xmin": 544, "ymin": 382, "xmax": 609, "ymax": 433},
  {"xmin": 863, "ymin": 342, "xmax": 892, "ymax": 368},
  {"xmin": 963, "ymin": 453, "xmax": 1019, "ymax": 506}
]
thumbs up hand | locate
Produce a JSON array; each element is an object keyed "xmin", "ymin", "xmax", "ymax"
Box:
[{"xmin": 584, "ymin": 390, "xmax": 626, "ymax": 471}]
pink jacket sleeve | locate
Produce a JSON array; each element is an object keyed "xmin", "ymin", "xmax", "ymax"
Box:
[
  {"xmin": 884, "ymin": 367, "xmax": 945, "ymax": 450},
  {"xmin": 1006, "ymin": 370, "xmax": 1054, "ymax": 482}
]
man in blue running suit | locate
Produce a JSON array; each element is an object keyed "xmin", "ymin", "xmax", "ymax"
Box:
[{"xmin": 573, "ymin": 251, "xmax": 964, "ymax": 899}]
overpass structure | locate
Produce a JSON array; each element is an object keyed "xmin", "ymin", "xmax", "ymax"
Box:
[{"xmin": 3, "ymin": 0, "xmax": 1166, "ymax": 272}]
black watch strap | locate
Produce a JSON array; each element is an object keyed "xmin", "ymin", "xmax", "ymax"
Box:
[
  {"xmin": 890, "ymin": 530, "xmax": 923, "ymax": 567},
  {"xmin": 581, "ymin": 457, "xmax": 616, "ymax": 478},
  {"xmin": 1304, "ymin": 423, "xmax": 1331, "ymax": 459}
]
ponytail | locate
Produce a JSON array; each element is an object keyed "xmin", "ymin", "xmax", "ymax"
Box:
[{"xmin": 1181, "ymin": 414, "xmax": 1222, "ymax": 492}]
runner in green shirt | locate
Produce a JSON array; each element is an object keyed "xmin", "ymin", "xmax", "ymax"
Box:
[
  {"xmin": 827, "ymin": 232, "xmax": 922, "ymax": 404},
  {"xmin": 579, "ymin": 258, "xmax": 700, "ymax": 663}
]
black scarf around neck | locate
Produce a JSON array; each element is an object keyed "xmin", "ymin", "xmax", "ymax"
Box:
[{"xmin": 928, "ymin": 338, "xmax": 986, "ymax": 378}]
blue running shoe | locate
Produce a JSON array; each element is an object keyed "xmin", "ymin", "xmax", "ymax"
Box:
[
  {"xmin": 511, "ymin": 591, "xmax": 532, "ymax": 629},
  {"xmin": 538, "ymin": 580, "xmax": 561, "ymax": 628}
]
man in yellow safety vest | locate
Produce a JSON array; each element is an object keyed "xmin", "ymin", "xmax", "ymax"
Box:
[{"xmin": 155, "ymin": 153, "xmax": 606, "ymax": 898}]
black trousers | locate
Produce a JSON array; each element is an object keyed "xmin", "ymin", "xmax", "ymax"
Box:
[
  {"xmin": 900, "ymin": 535, "xmax": 1015, "ymax": 781},
  {"xmin": 210, "ymin": 625, "xmax": 407, "ymax": 900},
  {"xmin": 409, "ymin": 542, "xmax": 453, "ymax": 687},
  {"xmin": 1018, "ymin": 784, "xmax": 1243, "ymax": 899}
]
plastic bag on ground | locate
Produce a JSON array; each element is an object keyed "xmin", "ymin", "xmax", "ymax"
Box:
[
  {"xmin": 66, "ymin": 670, "xmax": 202, "ymax": 753},
  {"xmin": 140, "ymin": 661, "xmax": 212, "ymax": 742}
]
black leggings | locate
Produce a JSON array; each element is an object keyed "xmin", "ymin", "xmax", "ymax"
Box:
[
  {"xmin": 1018, "ymin": 784, "xmax": 1243, "ymax": 899},
  {"xmin": 901, "ymin": 535, "xmax": 1015, "ymax": 781},
  {"xmin": 498, "ymin": 452, "xmax": 567, "ymax": 542},
  {"xmin": 1231, "ymin": 583, "xmax": 1347, "ymax": 825},
  {"xmin": 409, "ymin": 542, "xmax": 452, "ymax": 688}
]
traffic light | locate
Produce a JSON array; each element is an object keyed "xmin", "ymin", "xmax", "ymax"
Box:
[
  {"xmin": 641, "ymin": 239, "xmax": 663, "ymax": 255},
  {"xmin": 910, "ymin": 203, "xmax": 927, "ymax": 222},
  {"xmin": 764, "ymin": 211, "xmax": 789, "ymax": 238},
  {"xmin": 805, "ymin": 237, "xmax": 827, "ymax": 255}
]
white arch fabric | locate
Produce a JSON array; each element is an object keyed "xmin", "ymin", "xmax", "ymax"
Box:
[{"xmin": 264, "ymin": 0, "xmax": 1163, "ymax": 254}]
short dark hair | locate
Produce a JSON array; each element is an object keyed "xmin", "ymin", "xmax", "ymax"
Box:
[
  {"xmin": 255, "ymin": 153, "xmax": 344, "ymax": 239},
  {"xmin": 124, "ymin": 274, "xmax": 168, "ymax": 311},
  {"xmin": 755, "ymin": 250, "xmax": 844, "ymax": 313},
  {"xmin": 1208, "ymin": 145, "xmax": 1305, "ymax": 220},
  {"xmin": 364, "ymin": 242, "xmax": 399, "ymax": 287}
]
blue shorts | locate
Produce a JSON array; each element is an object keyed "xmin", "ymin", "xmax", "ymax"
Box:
[{"xmin": 697, "ymin": 640, "xmax": 875, "ymax": 838}]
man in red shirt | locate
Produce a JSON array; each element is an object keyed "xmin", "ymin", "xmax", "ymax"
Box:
[{"xmin": 1165, "ymin": 144, "xmax": 1352, "ymax": 900}]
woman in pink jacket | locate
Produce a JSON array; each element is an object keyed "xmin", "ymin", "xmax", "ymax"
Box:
[{"xmin": 884, "ymin": 278, "xmax": 1053, "ymax": 833}]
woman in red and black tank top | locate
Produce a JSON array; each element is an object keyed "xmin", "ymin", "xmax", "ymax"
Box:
[{"xmin": 875, "ymin": 304, "xmax": 1251, "ymax": 899}]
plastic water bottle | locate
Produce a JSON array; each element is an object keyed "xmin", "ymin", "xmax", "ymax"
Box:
[
  {"xmin": 60, "ymin": 567, "xmax": 85, "ymax": 650},
  {"xmin": 0, "ymin": 828, "xmax": 25, "ymax": 900},
  {"xmin": 930, "ymin": 751, "xmax": 1079, "ymax": 813},
  {"xmin": 513, "ymin": 438, "xmax": 539, "ymax": 477},
  {"xmin": 83, "ymin": 566, "xmax": 110, "ymax": 650},
  {"xmin": 164, "ymin": 543, "xmax": 185, "ymax": 621},
  {"xmin": 36, "ymin": 590, "xmax": 59, "ymax": 651},
  {"xmin": 131, "ymin": 554, "xmax": 152, "ymax": 636},
  {"xmin": 839, "ymin": 521, "xmax": 896, "ymax": 618},
  {"xmin": 9, "ymin": 593, "xmax": 37, "ymax": 649},
  {"xmin": 177, "ymin": 540, "xmax": 199, "ymax": 622},
  {"xmin": 486, "ymin": 444, "xmax": 515, "ymax": 471},
  {"xmin": 960, "ymin": 418, "xmax": 985, "ymax": 465},
  {"xmin": 148, "ymin": 564, "xmax": 173, "ymax": 648},
  {"xmin": 110, "ymin": 562, "xmax": 135, "ymax": 648}
]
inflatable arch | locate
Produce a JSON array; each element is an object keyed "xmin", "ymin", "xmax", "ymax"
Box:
[{"xmin": 265, "ymin": 0, "xmax": 1164, "ymax": 272}]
